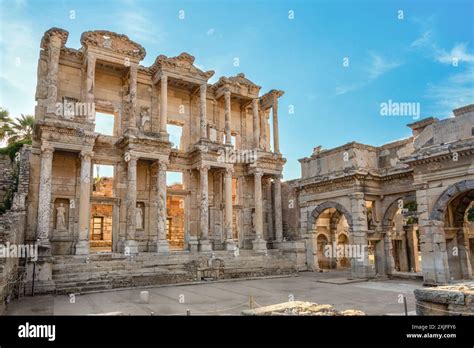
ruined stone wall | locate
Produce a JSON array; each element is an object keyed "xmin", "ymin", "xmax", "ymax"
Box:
[
  {"xmin": 300, "ymin": 143, "xmax": 379, "ymax": 179},
  {"xmin": 281, "ymin": 180, "xmax": 299, "ymax": 240},
  {"xmin": 0, "ymin": 146, "xmax": 31, "ymax": 314},
  {"xmin": 414, "ymin": 282, "xmax": 474, "ymax": 315},
  {"xmin": 0, "ymin": 154, "xmax": 15, "ymax": 211}
]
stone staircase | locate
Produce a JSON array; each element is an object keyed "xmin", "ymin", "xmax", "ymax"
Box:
[{"xmin": 51, "ymin": 250, "xmax": 297, "ymax": 294}]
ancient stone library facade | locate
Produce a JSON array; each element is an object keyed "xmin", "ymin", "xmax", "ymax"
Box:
[{"xmin": 0, "ymin": 27, "xmax": 473, "ymax": 307}]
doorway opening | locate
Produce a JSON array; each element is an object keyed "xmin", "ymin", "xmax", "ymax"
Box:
[{"xmin": 89, "ymin": 204, "xmax": 113, "ymax": 252}]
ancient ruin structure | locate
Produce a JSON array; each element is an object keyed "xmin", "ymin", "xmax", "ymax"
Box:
[
  {"xmin": 6, "ymin": 27, "xmax": 300, "ymax": 295},
  {"xmin": 284, "ymin": 105, "xmax": 474, "ymax": 285},
  {"xmin": 1, "ymin": 27, "xmax": 473, "ymax": 308}
]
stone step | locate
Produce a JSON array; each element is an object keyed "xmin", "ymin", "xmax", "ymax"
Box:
[{"xmin": 49, "ymin": 249, "xmax": 296, "ymax": 294}]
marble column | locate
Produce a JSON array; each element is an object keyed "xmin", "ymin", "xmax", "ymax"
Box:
[
  {"xmin": 199, "ymin": 165, "xmax": 212, "ymax": 251},
  {"xmin": 224, "ymin": 168, "xmax": 235, "ymax": 250},
  {"xmin": 224, "ymin": 90, "xmax": 232, "ymax": 145},
  {"xmin": 160, "ymin": 74, "xmax": 168, "ymax": 136},
  {"xmin": 200, "ymin": 83, "xmax": 208, "ymax": 139},
  {"xmin": 272, "ymin": 96, "xmax": 280, "ymax": 153},
  {"xmin": 273, "ymin": 176, "xmax": 283, "ymax": 243},
  {"xmin": 416, "ymin": 187, "xmax": 450, "ymax": 284},
  {"xmin": 75, "ymin": 151, "xmax": 93, "ymax": 254},
  {"xmin": 125, "ymin": 155, "xmax": 138, "ymax": 254},
  {"xmin": 383, "ymin": 230, "xmax": 396, "ymax": 275},
  {"xmin": 252, "ymin": 171, "xmax": 267, "ymax": 251},
  {"xmin": 129, "ymin": 64, "xmax": 138, "ymax": 130},
  {"xmin": 349, "ymin": 192, "xmax": 375, "ymax": 278},
  {"xmin": 84, "ymin": 55, "xmax": 96, "ymax": 121},
  {"xmin": 156, "ymin": 160, "xmax": 169, "ymax": 253},
  {"xmin": 36, "ymin": 145, "xmax": 54, "ymax": 248},
  {"xmin": 405, "ymin": 225, "xmax": 421, "ymax": 272},
  {"xmin": 46, "ymin": 36, "xmax": 62, "ymax": 114},
  {"xmin": 252, "ymin": 98, "xmax": 260, "ymax": 150}
]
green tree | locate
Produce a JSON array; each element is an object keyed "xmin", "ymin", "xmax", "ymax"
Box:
[
  {"xmin": 2, "ymin": 113, "xmax": 34, "ymax": 145},
  {"xmin": 0, "ymin": 108, "xmax": 34, "ymax": 160},
  {"xmin": 468, "ymin": 206, "xmax": 474, "ymax": 222},
  {"xmin": 0, "ymin": 107, "xmax": 13, "ymax": 141}
]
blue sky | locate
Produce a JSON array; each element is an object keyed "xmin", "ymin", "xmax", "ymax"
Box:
[{"xmin": 1, "ymin": 0, "xmax": 473, "ymax": 180}]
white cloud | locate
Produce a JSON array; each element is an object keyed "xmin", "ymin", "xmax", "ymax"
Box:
[
  {"xmin": 425, "ymin": 66, "xmax": 474, "ymax": 116},
  {"xmin": 410, "ymin": 30, "xmax": 432, "ymax": 48},
  {"xmin": 367, "ymin": 52, "xmax": 401, "ymax": 80},
  {"xmin": 336, "ymin": 53, "xmax": 401, "ymax": 95},
  {"xmin": 435, "ymin": 43, "xmax": 474, "ymax": 64},
  {"xmin": 118, "ymin": 11, "xmax": 164, "ymax": 45}
]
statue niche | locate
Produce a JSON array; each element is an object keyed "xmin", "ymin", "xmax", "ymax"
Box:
[
  {"xmin": 54, "ymin": 198, "xmax": 70, "ymax": 231},
  {"xmin": 136, "ymin": 202, "xmax": 144, "ymax": 230}
]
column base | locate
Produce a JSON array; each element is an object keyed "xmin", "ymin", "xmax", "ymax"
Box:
[
  {"xmin": 156, "ymin": 239, "xmax": 169, "ymax": 253},
  {"xmin": 75, "ymin": 241, "xmax": 90, "ymax": 255},
  {"xmin": 36, "ymin": 239, "xmax": 52, "ymax": 256},
  {"xmin": 124, "ymin": 240, "xmax": 139, "ymax": 255},
  {"xmin": 188, "ymin": 237, "xmax": 199, "ymax": 252},
  {"xmin": 225, "ymin": 239, "xmax": 236, "ymax": 251},
  {"xmin": 199, "ymin": 239, "xmax": 212, "ymax": 252},
  {"xmin": 160, "ymin": 131, "xmax": 169, "ymax": 141},
  {"xmin": 272, "ymin": 240, "xmax": 283, "ymax": 249},
  {"xmin": 252, "ymin": 238, "xmax": 267, "ymax": 252}
]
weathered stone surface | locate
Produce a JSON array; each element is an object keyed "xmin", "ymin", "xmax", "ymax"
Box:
[
  {"xmin": 414, "ymin": 282, "xmax": 474, "ymax": 315},
  {"xmin": 241, "ymin": 300, "xmax": 365, "ymax": 316}
]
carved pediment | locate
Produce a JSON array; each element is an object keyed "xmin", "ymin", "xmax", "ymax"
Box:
[
  {"xmin": 41, "ymin": 27, "xmax": 69, "ymax": 50},
  {"xmin": 215, "ymin": 73, "xmax": 261, "ymax": 90},
  {"xmin": 80, "ymin": 30, "xmax": 146, "ymax": 60},
  {"xmin": 150, "ymin": 52, "xmax": 214, "ymax": 79}
]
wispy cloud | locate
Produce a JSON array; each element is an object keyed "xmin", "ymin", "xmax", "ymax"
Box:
[
  {"xmin": 115, "ymin": 1, "xmax": 166, "ymax": 46},
  {"xmin": 410, "ymin": 30, "xmax": 432, "ymax": 49},
  {"xmin": 336, "ymin": 53, "xmax": 401, "ymax": 95},
  {"xmin": 410, "ymin": 17, "xmax": 474, "ymax": 115},
  {"xmin": 425, "ymin": 66, "xmax": 474, "ymax": 116},
  {"xmin": 206, "ymin": 28, "xmax": 215, "ymax": 36},
  {"xmin": 410, "ymin": 17, "xmax": 474, "ymax": 65},
  {"xmin": 435, "ymin": 42, "xmax": 474, "ymax": 64},
  {"xmin": 367, "ymin": 52, "xmax": 402, "ymax": 79}
]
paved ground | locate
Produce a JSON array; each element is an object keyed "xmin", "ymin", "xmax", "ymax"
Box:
[{"xmin": 5, "ymin": 270, "xmax": 422, "ymax": 315}]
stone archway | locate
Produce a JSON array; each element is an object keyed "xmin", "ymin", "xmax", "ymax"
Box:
[
  {"xmin": 382, "ymin": 193, "xmax": 417, "ymax": 228},
  {"xmin": 381, "ymin": 194, "xmax": 420, "ymax": 274},
  {"xmin": 308, "ymin": 201, "xmax": 353, "ymax": 232},
  {"xmin": 305, "ymin": 201, "xmax": 354, "ymax": 273},
  {"xmin": 430, "ymin": 180, "xmax": 474, "ymax": 222},
  {"xmin": 426, "ymin": 179, "xmax": 474, "ymax": 282}
]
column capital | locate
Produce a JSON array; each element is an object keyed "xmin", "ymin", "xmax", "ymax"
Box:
[
  {"xmin": 157, "ymin": 160, "xmax": 167, "ymax": 172},
  {"xmin": 41, "ymin": 143, "xmax": 54, "ymax": 156},
  {"xmin": 254, "ymin": 170, "xmax": 264, "ymax": 179},
  {"xmin": 80, "ymin": 150, "xmax": 94, "ymax": 162},
  {"xmin": 349, "ymin": 192, "xmax": 365, "ymax": 200},
  {"xmin": 124, "ymin": 152, "xmax": 138, "ymax": 165},
  {"xmin": 224, "ymin": 167, "xmax": 234, "ymax": 177},
  {"xmin": 199, "ymin": 164, "xmax": 210, "ymax": 173}
]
